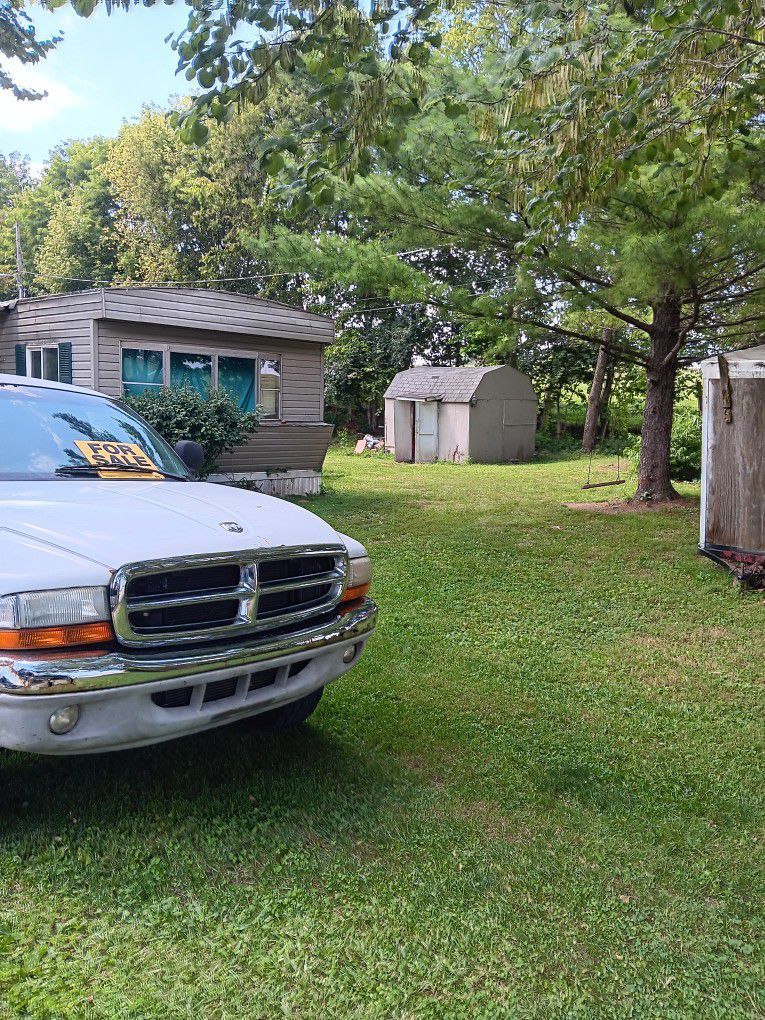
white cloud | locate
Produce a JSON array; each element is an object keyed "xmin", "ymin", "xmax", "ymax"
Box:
[{"xmin": 0, "ymin": 64, "xmax": 81, "ymax": 135}]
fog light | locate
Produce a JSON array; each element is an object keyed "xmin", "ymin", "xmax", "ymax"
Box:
[
  {"xmin": 49, "ymin": 705, "xmax": 80, "ymax": 735},
  {"xmin": 342, "ymin": 644, "xmax": 358, "ymax": 664}
]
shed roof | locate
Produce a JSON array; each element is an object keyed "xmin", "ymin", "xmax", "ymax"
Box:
[
  {"xmin": 384, "ymin": 365, "xmax": 506, "ymax": 403},
  {"xmin": 700, "ymin": 343, "xmax": 765, "ymax": 377}
]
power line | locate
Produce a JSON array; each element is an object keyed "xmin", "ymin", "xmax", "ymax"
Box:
[{"xmin": 0, "ymin": 244, "xmax": 459, "ymax": 290}]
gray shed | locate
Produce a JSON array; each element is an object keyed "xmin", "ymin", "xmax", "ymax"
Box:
[
  {"xmin": 0, "ymin": 287, "xmax": 334, "ymax": 495},
  {"xmin": 384, "ymin": 364, "xmax": 536, "ymax": 464},
  {"xmin": 699, "ymin": 343, "xmax": 765, "ymax": 584}
]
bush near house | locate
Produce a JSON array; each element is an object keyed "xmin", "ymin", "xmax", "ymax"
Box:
[{"xmin": 125, "ymin": 386, "xmax": 259, "ymax": 478}]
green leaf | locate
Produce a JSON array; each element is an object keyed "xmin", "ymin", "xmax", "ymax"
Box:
[
  {"xmin": 262, "ymin": 151, "xmax": 285, "ymax": 175},
  {"xmin": 71, "ymin": 0, "xmax": 98, "ymax": 15},
  {"xmin": 327, "ymin": 89, "xmax": 346, "ymax": 113},
  {"xmin": 444, "ymin": 101, "xmax": 468, "ymax": 120},
  {"xmin": 315, "ymin": 186, "xmax": 335, "ymax": 207}
]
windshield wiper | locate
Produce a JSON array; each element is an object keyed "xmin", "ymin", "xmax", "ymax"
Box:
[{"xmin": 54, "ymin": 464, "xmax": 188, "ymax": 481}]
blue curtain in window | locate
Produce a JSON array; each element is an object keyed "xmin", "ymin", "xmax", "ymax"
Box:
[
  {"xmin": 219, "ymin": 356, "xmax": 256, "ymax": 412},
  {"xmin": 170, "ymin": 352, "xmax": 212, "ymax": 396},
  {"xmin": 122, "ymin": 348, "xmax": 164, "ymax": 396}
]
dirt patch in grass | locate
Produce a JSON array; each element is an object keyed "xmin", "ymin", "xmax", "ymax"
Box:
[{"xmin": 563, "ymin": 497, "xmax": 695, "ymax": 514}]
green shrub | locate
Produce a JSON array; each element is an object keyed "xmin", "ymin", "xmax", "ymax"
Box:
[
  {"xmin": 626, "ymin": 406, "xmax": 702, "ymax": 482},
  {"xmin": 125, "ymin": 387, "xmax": 259, "ymax": 478}
]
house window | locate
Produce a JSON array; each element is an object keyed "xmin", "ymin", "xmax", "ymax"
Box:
[
  {"xmin": 260, "ymin": 357, "xmax": 281, "ymax": 418},
  {"xmin": 27, "ymin": 346, "xmax": 59, "ymax": 382},
  {"xmin": 120, "ymin": 346, "xmax": 280, "ymax": 417},
  {"xmin": 122, "ymin": 348, "xmax": 165, "ymax": 396},
  {"xmin": 169, "ymin": 351, "xmax": 212, "ymax": 396},
  {"xmin": 219, "ymin": 356, "xmax": 257, "ymax": 412}
]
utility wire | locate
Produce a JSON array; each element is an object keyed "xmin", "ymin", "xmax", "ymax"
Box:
[{"xmin": 0, "ymin": 244, "xmax": 459, "ymax": 290}]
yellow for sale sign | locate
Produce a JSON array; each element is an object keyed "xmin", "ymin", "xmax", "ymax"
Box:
[{"xmin": 74, "ymin": 440, "xmax": 162, "ymax": 478}]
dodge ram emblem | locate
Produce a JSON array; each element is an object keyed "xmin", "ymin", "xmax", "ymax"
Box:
[{"xmin": 220, "ymin": 521, "xmax": 244, "ymax": 533}]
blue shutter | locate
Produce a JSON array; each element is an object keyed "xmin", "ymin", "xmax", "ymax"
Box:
[
  {"xmin": 58, "ymin": 342, "xmax": 73, "ymax": 385},
  {"xmin": 14, "ymin": 344, "xmax": 26, "ymax": 376}
]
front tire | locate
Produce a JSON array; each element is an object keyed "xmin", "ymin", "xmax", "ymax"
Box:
[{"xmin": 249, "ymin": 687, "xmax": 324, "ymax": 731}]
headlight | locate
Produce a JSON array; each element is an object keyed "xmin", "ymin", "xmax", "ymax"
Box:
[
  {"xmin": 0, "ymin": 587, "xmax": 114, "ymax": 651},
  {"xmin": 340, "ymin": 555, "xmax": 372, "ymax": 604}
]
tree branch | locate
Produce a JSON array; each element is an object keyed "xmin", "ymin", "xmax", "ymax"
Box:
[{"xmin": 518, "ymin": 317, "xmax": 649, "ymax": 366}]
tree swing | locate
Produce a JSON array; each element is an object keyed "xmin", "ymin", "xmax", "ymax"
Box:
[
  {"xmin": 583, "ymin": 393, "xmax": 624, "ymax": 489},
  {"xmin": 582, "ymin": 449, "xmax": 626, "ymax": 490}
]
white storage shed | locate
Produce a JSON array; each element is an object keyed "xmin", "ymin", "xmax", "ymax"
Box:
[{"xmin": 384, "ymin": 364, "xmax": 536, "ymax": 464}]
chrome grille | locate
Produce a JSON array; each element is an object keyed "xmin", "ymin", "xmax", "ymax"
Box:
[{"xmin": 111, "ymin": 546, "xmax": 348, "ymax": 648}]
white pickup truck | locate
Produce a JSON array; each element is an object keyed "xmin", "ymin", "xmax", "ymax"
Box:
[{"xmin": 0, "ymin": 374, "xmax": 376, "ymax": 754}]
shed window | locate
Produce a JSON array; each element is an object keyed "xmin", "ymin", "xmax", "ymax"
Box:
[
  {"xmin": 170, "ymin": 351, "xmax": 212, "ymax": 397},
  {"xmin": 27, "ymin": 346, "xmax": 59, "ymax": 382},
  {"xmin": 122, "ymin": 348, "xmax": 164, "ymax": 396},
  {"xmin": 260, "ymin": 357, "xmax": 281, "ymax": 418},
  {"xmin": 219, "ymin": 356, "xmax": 256, "ymax": 412}
]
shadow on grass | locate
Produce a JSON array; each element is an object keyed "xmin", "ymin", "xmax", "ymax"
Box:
[{"xmin": 0, "ymin": 716, "xmax": 405, "ymax": 847}]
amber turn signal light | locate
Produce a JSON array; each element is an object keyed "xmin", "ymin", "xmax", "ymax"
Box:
[
  {"xmin": 340, "ymin": 582, "xmax": 371, "ymax": 605},
  {"xmin": 0, "ymin": 621, "xmax": 116, "ymax": 651}
]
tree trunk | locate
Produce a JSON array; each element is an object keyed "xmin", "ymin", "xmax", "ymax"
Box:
[
  {"xmin": 634, "ymin": 294, "xmax": 681, "ymax": 502},
  {"xmin": 582, "ymin": 330, "xmax": 612, "ymax": 453},
  {"xmin": 539, "ymin": 390, "xmax": 555, "ymax": 432}
]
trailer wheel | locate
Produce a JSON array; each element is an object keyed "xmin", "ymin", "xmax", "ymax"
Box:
[{"xmin": 249, "ymin": 687, "xmax": 324, "ymax": 731}]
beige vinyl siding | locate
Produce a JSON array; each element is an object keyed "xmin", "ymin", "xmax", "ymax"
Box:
[
  {"xmin": 97, "ymin": 321, "xmax": 324, "ymax": 421},
  {"xmin": 0, "ymin": 307, "xmax": 20, "ymax": 374},
  {"xmin": 1, "ymin": 288, "xmax": 333, "ymax": 479},
  {"xmin": 216, "ymin": 424, "xmax": 334, "ymax": 473},
  {"xmin": 102, "ymin": 288, "xmax": 333, "ymax": 345},
  {"xmin": 0, "ymin": 292, "xmax": 100, "ymax": 386}
]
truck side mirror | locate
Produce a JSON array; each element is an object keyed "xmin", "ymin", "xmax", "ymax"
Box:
[{"xmin": 174, "ymin": 440, "xmax": 205, "ymax": 476}]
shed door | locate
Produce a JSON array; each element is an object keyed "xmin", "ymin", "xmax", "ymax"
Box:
[
  {"xmin": 393, "ymin": 400, "xmax": 414, "ymax": 462},
  {"xmin": 705, "ymin": 377, "xmax": 765, "ymax": 553},
  {"xmin": 415, "ymin": 401, "xmax": 438, "ymax": 462}
]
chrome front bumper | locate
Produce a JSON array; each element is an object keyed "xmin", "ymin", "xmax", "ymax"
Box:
[
  {"xmin": 0, "ymin": 600, "xmax": 376, "ymax": 755},
  {"xmin": 0, "ymin": 599, "xmax": 376, "ymax": 695}
]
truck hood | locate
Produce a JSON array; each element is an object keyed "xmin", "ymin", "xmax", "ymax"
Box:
[{"xmin": 0, "ymin": 480, "xmax": 344, "ymax": 595}]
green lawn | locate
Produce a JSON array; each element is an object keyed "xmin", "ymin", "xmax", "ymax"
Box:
[{"xmin": 1, "ymin": 450, "xmax": 763, "ymax": 1019}]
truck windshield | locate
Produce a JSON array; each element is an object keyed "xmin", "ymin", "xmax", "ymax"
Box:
[{"xmin": 0, "ymin": 383, "xmax": 190, "ymax": 480}]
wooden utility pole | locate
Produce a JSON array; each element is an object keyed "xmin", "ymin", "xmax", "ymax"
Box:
[
  {"xmin": 582, "ymin": 327, "xmax": 613, "ymax": 453},
  {"xmin": 14, "ymin": 223, "xmax": 26, "ymax": 298}
]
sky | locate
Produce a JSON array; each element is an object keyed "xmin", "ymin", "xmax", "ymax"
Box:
[{"xmin": 1, "ymin": 2, "xmax": 192, "ymax": 170}]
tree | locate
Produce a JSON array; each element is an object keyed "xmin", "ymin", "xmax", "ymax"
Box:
[
  {"xmin": 582, "ymin": 337, "xmax": 613, "ymax": 455},
  {"xmin": 240, "ymin": 80, "xmax": 765, "ymax": 498},
  {"xmin": 0, "ymin": 153, "xmax": 31, "ymax": 295},
  {"xmin": 325, "ymin": 316, "xmax": 415, "ymax": 428},
  {"xmin": 148, "ymin": 0, "xmax": 764, "ymax": 500},
  {"xmin": 2, "ymin": 138, "xmax": 117, "ymax": 296},
  {"xmin": 103, "ymin": 86, "xmax": 324, "ymax": 300}
]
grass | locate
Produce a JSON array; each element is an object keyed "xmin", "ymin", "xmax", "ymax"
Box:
[{"xmin": 1, "ymin": 449, "xmax": 763, "ymax": 1019}]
